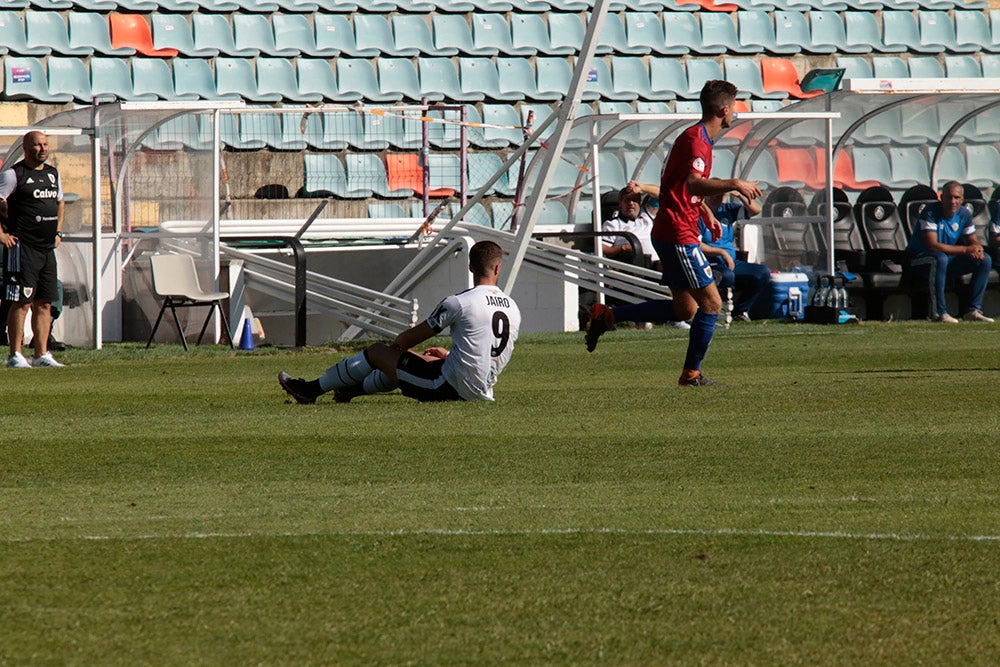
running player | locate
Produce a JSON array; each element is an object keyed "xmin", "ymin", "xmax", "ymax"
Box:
[
  {"xmin": 585, "ymin": 80, "xmax": 762, "ymax": 386},
  {"xmin": 278, "ymin": 240, "xmax": 521, "ymax": 403}
]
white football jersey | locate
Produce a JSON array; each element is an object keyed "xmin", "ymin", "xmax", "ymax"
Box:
[{"xmin": 426, "ymin": 284, "xmax": 521, "ymax": 401}]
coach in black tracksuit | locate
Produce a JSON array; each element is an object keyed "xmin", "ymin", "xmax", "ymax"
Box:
[{"xmin": 0, "ymin": 131, "xmax": 65, "ymax": 368}]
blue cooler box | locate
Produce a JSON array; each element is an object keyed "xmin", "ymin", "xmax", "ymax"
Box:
[{"xmin": 751, "ymin": 272, "xmax": 808, "ymax": 321}]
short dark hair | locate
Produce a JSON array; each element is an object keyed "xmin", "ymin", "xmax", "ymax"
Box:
[
  {"xmin": 941, "ymin": 180, "xmax": 963, "ymax": 196},
  {"xmin": 700, "ymin": 80, "xmax": 738, "ymax": 119},
  {"xmin": 469, "ymin": 240, "xmax": 503, "ymax": 277},
  {"xmin": 618, "ymin": 187, "xmax": 641, "ymax": 202}
]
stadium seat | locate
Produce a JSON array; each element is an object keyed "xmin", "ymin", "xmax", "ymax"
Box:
[
  {"xmin": 313, "ymin": 14, "xmax": 377, "ymax": 57},
  {"xmin": 191, "ymin": 14, "xmax": 256, "ymax": 58},
  {"xmin": 146, "ymin": 254, "xmax": 233, "ymax": 351},
  {"xmin": 354, "ymin": 0, "xmax": 400, "ymax": 11},
  {"xmin": 773, "ymin": 10, "xmax": 829, "ymax": 54},
  {"xmin": 907, "ymin": 56, "xmax": 944, "ymax": 79},
  {"xmin": 394, "ymin": 14, "xmax": 455, "ymax": 57},
  {"xmin": 944, "ymin": 55, "xmax": 981, "ymax": 79},
  {"xmin": 70, "ymin": 0, "xmax": 118, "ymax": 10},
  {"xmin": 724, "ymin": 57, "xmax": 785, "ymax": 100},
  {"xmin": 0, "ymin": 11, "xmax": 50, "ymax": 56},
  {"xmin": 378, "ymin": 58, "xmax": 426, "ymax": 101},
  {"xmin": 622, "ymin": 148, "xmax": 663, "ymax": 184},
  {"xmin": 223, "ymin": 109, "xmax": 274, "ymax": 151},
  {"xmin": 394, "ymin": 0, "xmax": 436, "ymax": 11},
  {"xmin": 850, "ymin": 147, "xmax": 892, "ymax": 187},
  {"xmin": 684, "ymin": 58, "xmax": 724, "ymax": 99},
  {"xmin": 520, "ymin": 103, "xmax": 555, "ymax": 143},
  {"xmin": 737, "ymin": 11, "xmax": 797, "ymax": 55},
  {"xmin": 491, "ymin": 201, "xmax": 515, "ymax": 230},
  {"xmin": 775, "ymin": 148, "xmax": 820, "ymax": 189},
  {"xmin": 26, "ymin": 12, "xmax": 92, "ymax": 57},
  {"xmin": 471, "ymin": 13, "xmax": 534, "ymax": 57},
  {"xmin": 228, "ymin": 0, "xmax": 279, "ymax": 12},
  {"xmin": 425, "ymin": 154, "xmax": 461, "ymax": 196},
  {"xmin": 548, "ymin": 12, "xmax": 586, "ymax": 55},
  {"xmin": 346, "ymin": 153, "xmax": 404, "ymax": 198},
  {"xmin": 192, "ymin": 0, "xmax": 240, "ymax": 10},
  {"xmin": 272, "ymin": 14, "xmax": 337, "ymax": 58},
  {"xmin": 368, "ymin": 202, "xmax": 409, "ymax": 219},
  {"xmin": 889, "ymin": 147, "xmax": 929, "ymax": 189},
  {"xmin": 828, "ymin": 148, "xmax": 881, "ymax": 191},
  {"xmin": 304, "ymin": 154, "xmax": 367, "ymax": 199},
  {"xmin": 537, "ymin": 57, "xmax": 597, "ymax": 101},
  {"xmin": 698, "ymin": 13, "xmax": 754, "ymax": 54},
  {"xmin": 855, "ymin": 185, "xmax": 905, "ymax": 251},
  {"xmin": 647, "ymin": 58, "xmax": 685, "ymax": 101},
  {"xmin": 882, "ymin": 11, "xmax": 942, "ymax": 54},
  {"xmin": 965, "ymin": 144, "xmax": 1000, "ymax": 189},
  {"xmin": 761, "ymin": 59, "xmax": 823, "ymax": 99},
  {"xmin": 836, "ymin": 56, "xmax": 873, "ymax": 80},
  {"xmin": 272, "ymin": 0, "xmax": 320, "ymax": 12},
  {"xmin": 216, "ymin": 58, "xmax": 281, "ymax": 102},
  {"xmin": 495, "ymin": 57, "xmax": 541, "ymax": 101},
  {"xmin": 433, "ymin": 14, "xmax": 495, "ymax": 56},
  {"xmin": 46, "ymin": 57, "xmax": 92, "ymax": 103},
  {"xmin": 361, "ymin": 106, "xmax": 412, "ymax": 150},
  {"xmin": 173, "ymin": 58, "xmax": 225, "ymax": 100},
  {"xmin": 510, "ymin": 13, "xmax": 565, "ymax": 56},
  {"xmin": 461, "ymin": 58, "xmax": 523, "ymax": 102},
  {"xmin": 420, "ymin": 57, "xmax": 483, "ymax": 102},
  {"xmin": 898, "ymin": 105, "xmax": 939, "ymax": 145},
  {"xmin": 151, "ymin": 14, "xmax": 218, "ymax": 58},
  {"xmin": 295, "ymin": 58, "xmax": 357, "ymax": 103},
  {"xmin": 599, "ymin": 12, "xmax": 649, "ymax": 56},
  {"xmin": 920, "ymin": 10, "xmax": 976, "ymax": 53},
  {"xmin": 953, "ymin": 10, "xmax": 1000, "ymax": 53},
  {"xmin": 611, "ymin": 56, "xmax": 654, "ymax": 100},
  {"xmin": 338, "ymin": 58, "xmax": 403, "ymax": 102},
  {"xmin": 664, "ymin": 12, "xmax": 715, "ymax": 55},
  {"xmin": 132, "ymin": 58, "xmax": 188, "ymax": 100},
  {"xmin": 809, "ymin": 11, "xmax": 867, "ymax": 54},
  {"xmin": 625, "ymin": 11, "xmax": 684, "ymax": 56},
  {"xmin": 110, "ymin": 14, "xmax": 178, "ymax": 57},
  {"xmin": 143, "ymin": 114, "xmax": 207, "ymax": 152},
  {"xmin": 310, "ymin": 109, "xmax": 359, "ymax": 150},
  {"xmin": 271, "ymin": 106, "xmax": 317, "ymax": 151},
  {"xmin": 933, "ymin": 145, "xmax": 967, "ymax": 185},
  {"xmin": 842, "ymin": 11, "xmax": 898, "ymax": 54},
  {"xmin": 27, "ymin": 0, "xmax": 72, "ymax": 8},
  {"xmin": 481, "ymin": 104, "xmax": 524, "ymax": 147},
  {"xmin": 68, "ymin": 13, "xmax": 134, "ymax": 57},
  {"xmin": 91, "ymin": 57, "xmax": 153, "ymax": 100},
  {"xmin": 254, "ymin": 58, "xmax": 318, "ymax": 102},
  {"xmin": 3, "ymin": 57, "xmax": 68, "ymax": 102},
  {"xmin": 233, "ymin": 14, "xmax": 298, "ymax": 57},
  {"xmin": 584, "ymin": 58, "xmax": 635, "ymax": 101},
  {"xmin": 425, "ymin": 107, "xmax": 462, "ymax": 149},
  {"xmin": 871, "ymin": 56, "xmax": 909, "ymax": 80},
  {"xmin": 355, "ymin": 14, "xmax": 418, "ymax": 57},
  {"xmin": 386, "ymin": 153, "xmax": 453, "ymax": 197},
  {"xmin": 711, "ymin": 147, "xmax": 736, "ymax": 180},
  {"xmin": 458, "ymin": 105, "xmax": 500, "ymax": 149}
]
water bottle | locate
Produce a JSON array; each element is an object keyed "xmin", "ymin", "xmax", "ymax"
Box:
[
  {"xmin": 824, "ymin": 276, "xmax": 838, "ymax": 308},
  {"xmin": 813, "ymin": 275, "xmax": 828, "ymax": 308}
]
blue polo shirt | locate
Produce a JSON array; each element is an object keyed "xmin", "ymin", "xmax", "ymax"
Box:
[
  {"xmin": 906, "ymin": 202, "xmax": 976, "ymax": 256},
  {"xmin": 698, "ymin": 202, "xmax": 748, "ymax": 257}
]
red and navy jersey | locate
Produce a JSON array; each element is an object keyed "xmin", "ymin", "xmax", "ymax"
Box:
[{"xmin": 652, "ymin": 122, "xmax": 713, "ymax": 246}]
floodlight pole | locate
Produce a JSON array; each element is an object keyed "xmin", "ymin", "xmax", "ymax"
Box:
[{"xmin": 498, "ymin": 0, "xmax": 612, "ymax": 292}]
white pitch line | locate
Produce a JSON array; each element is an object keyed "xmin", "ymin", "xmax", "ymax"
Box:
[{"xmin": 3, "ymin": 527, "xmax": 1000, "ymax": 544}]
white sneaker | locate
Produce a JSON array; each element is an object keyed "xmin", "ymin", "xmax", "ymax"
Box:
[
  {"xmin": 669, "ymin": 321, "xmax": 692, "ymax": 330},
  {"xmin": 31, "ymin": 352, "xmax": 65, "ymax": 368},
  {"xmin": 934, "ymin": 313, "xmax": 959, "ymax": 324},
  {"xmin": 963, "ymin": 310, "xmax": 994, "ymax": 323},
  {"xmin": 7, "ymin": 352, "xmax": 31, "ymax": 368}
]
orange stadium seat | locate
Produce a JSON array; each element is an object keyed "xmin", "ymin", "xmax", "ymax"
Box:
[
  {"xmin": 822, "ymin": 149, "xmax": 882, "ymax": 191},
  {"xmin": 110, "ymin": 13, "xmax": 178, "ymax": 57},
  {"xmin": 675, "ymin": 0, "xmax": 739, "ymax": 11},
  {"xmin": 386, "ymin": 153, "xmax": 454, "ymax": 198},
  {"xmin": 761, "ymin": 58, "xmax": 824, "ymax": 100}
]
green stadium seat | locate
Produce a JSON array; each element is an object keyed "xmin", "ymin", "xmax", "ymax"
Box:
[
  {"xmin": 91, "ymin": 57, "xmax": 154, "ymax": 100},
  {"xmin": 626, "ymin": 11, "xmax": 685, "ymax": 56},
  {"xmin": 297, "ymin": 58, "xmax": 362, "ymax": 103},
  {"xmin": 889, "ymin": 146, "xmax": 929, "ymax": 188},
  {"xmin": 775, "ymin": 10, "xmax": 833, "ymax": 54},
  {"xmin": 378, "ymin": 57, "xmax": 425, "ymax": 101},
  {"xmin": 224, "ymin": 109, "xmax": 275, "ymax": 151},
  {"xmin": 313, "ymin": 109, "xmax": 359, "ymax": 150},
  {"xmin": 68, "ymin": 12, "xmax": 134, "ymax": 57},
  {"xmin": 394, "ymin": 0, "xmax": 437, "ymax": 11},
  {"xmin": 272, "ymin": 0, "xmax": 319, "ymax": 12},
  {"xmin": 537, "ymin": 57, "xmax": 593, "ymax": 101},
  {"xmin": 192, "ymin": 14, "xmax": 257, "ymax": 58},
  {"xmin": 883, "ymin": 11, "xmax": 943, "ymax": 54},
  {"xmin": 338, "ymin": 58, "xmax": 402, "ymax": 102},
  {"xmin": 110, "ymin": 13, "xmax": 177, "ymax": 57},
  {"xmin": 433, "ymin": 14, "xmax": 495, "ymax": 56},
  {"xmin": 471, "ymin": 13, "xmax": 534, "ymax": 56},
  {"xmin": 274, "ymin": 106, "xmax": 318, "ymax": 151},
  {"xmin": 346, "ymin": 153, "xmax": 402, "ymax": 199},
  {"xmin": 496, "ymin": 57, "xmax": 542, "ymax": 101},
  {"xmin": 314, "ymin": 15, "xmax": 378, "ymax": 57},
  {"xmin": 257, "ymin": 58, "xmax": 323, "ymax": 102},
  {"xmin": 216, "ymin": 57, "xmax": 282, "ymax": 102},
  {"xmin": 26, "ymin": 11, "xmax": 93, "ymax": 57},
  {"xmin": 547, "ymin": 12, "xmax": 586, "ymax": 55},
  {"xmin": 3, "ymin": 57, "xmax": 68, "ymax": 102},
  {"xmin": 420, "ymin": 57, "xmax": 484, "ymax": 101},
  {"xmin": 511, "ymin": 13, "xmax": 566, "ymax": 55},
  {"xmin": 273, "ymin": 14, "xmax": 337, "ymax": 57},
  {"xmin": 907, "ymin": 56, "xmax": 944, "ymax": 78},
  {"xmin": 844, "ymin": 11, "xmax": 900, "ymax": 54},
  {"xmin": 586, "ymin": 58, "xmax": 636, "ymax": 101},
  {"xmin": 468, "ymin": 151, "xmax": 505, "ymax": 196},
  {"xmin": 836, "ymin": 56, "xmax": 873, "ymax": 80},
  {"xmin": 965, "ymin": 145, "xmax": 1000, "ymax": 189},
  {"xmin": 394, "ymin": 14, "xmax": 456, "ymax": 56},
  {"xmin": 611, "ymin": 56, "xmax": 654, "ymax": 100},
  {"xmin": 354, "ymin": 0, "xmax": 399, "ymax": 11},
  {"xmin": 934, "ymin": 145, "xmax": 967, "ymax": 184},
  {"xmin": 0, "ymin": 10, "xmax": 51, "ymax": 56},
  {"xmin": 355, "ymin": 14, "xmax": 418, "ymax": 57},
  {"xmin": 871, "ymin": 56, "xmax": 908, "ymax": 79},
  {"xmin": 233, "ymin": 14, "xmax": 298, "ymax": 57},
  {"xmin": 737, "ymin": 11, "xmax": 797, "ymax": 55},
  {"xmin": 173, "ymin": 58, "xmax": 225, "ymax": 99},
  {"xmin": 132, "ymin": 58, "xmax": 188, "ymax": 100},
  {"xmin": 724, "ymin": 57, "xmax": 785, "ymax": 100},
  {"xmin": 304, "ymin": 154, "xmax": 368, "ymax": 199},
  {"xmin": 229, "ymin": 0, "xmax": 279, "ymax": 12},
  {"xmin": 152, "ymin": 14, "xmax": 218, "ymax": 58},
  {"xmin": 647, "ymin": 58, "xmax": 685, "ymax": 101},
  {"xmin": 953, "ymin": 10, "xmax": 1000, "ymax": 53},
  {"xmin": 810, "ymin": 11, "xmax": 867, "ymax": 54},
  {"xmin": 46, "ymin": 57, "xmax": 92, "ymax": 103},
  {"xmin": 460, "ymin": 57, "xmax": 524, "ymax": 102},
  {"xmin": 684, "ymin": 58, "xmax": 725, "ymax": 99},
  {"xmin": 697, "ymin": 13, "xmax": 752, "ymax": 54},
  {"xmin": 944, "ymin": 55, "xmax": 981, "ymax": 78},
  {"xmin": 312, "ymin": 0, "xmax": 359, "ymax": 10},
  {"xmin": 919, "ymin": 10, "xmax": 975, "ymax": 53},
  {"xmin": 599, "ymin": 12, "xmax": 649, "ymax": 56},
  {"xmin": 481, "ymin": 103, "xmax": 524, "ymax": 147},
  {"xmin": 850, "ymin": 147, "xmax": 892, "ymax": 187}
]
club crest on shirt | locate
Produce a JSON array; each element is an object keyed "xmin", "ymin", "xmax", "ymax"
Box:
[
  {"xmin": 950, "ymin": 223, "xmax": 959, "ymax": 232},
  {"xmin": 692, "ymin": 157, "xmax": 706, "ymax": 173},
  {"xmin": 22, "ymin": 287, "xmax": 33, "ymax": 300}
]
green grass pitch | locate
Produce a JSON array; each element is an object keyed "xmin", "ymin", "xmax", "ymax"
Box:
[{"xmin": 2, "ymin": 320, "xmax": 999, "ymax": 665}]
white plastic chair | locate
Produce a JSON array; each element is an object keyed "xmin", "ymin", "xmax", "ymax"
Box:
[{"xmin": 146, "ymin": 254, "xmax": 233, "ymax": 350}]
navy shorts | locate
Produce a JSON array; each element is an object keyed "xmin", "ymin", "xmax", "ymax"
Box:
[
  {"xmin": 651, "ymin": 240, "xmax": 715, "ymax": 292},
  {"xmin": 396, "ymin": 352, "xmax": 463, "ymax": 403},
  {"xmin": 3, "ymin": 242, "xmax": 59, "ymax": 304}
]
